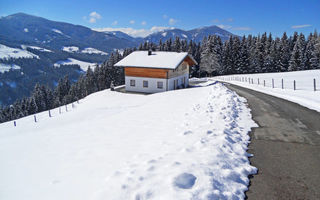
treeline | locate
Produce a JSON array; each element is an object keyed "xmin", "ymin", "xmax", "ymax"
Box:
[
  {"xmin": 0, "ymin": 50, "xmax": 132, "ymax": 123},
  {"xmin": 199, "ymin": 31, "xmax": 320, "ymax": 76}
]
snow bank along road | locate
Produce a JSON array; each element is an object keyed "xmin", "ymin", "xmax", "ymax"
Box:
[
  {"xmin": 0, "ymin": 82, "xmax": 256, "ymax": 200},
  {"xmin": 214, "ymin": 69, "xmax": 320, "ymax": 112},
  {"xmin": 225, "ymin": 83, "xmax": 320, "ymax": 199}
]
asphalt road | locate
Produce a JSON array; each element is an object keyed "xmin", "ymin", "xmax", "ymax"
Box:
[{"xmin": 225, "ymin": 83, "xmax": 320, "ymax": 200}]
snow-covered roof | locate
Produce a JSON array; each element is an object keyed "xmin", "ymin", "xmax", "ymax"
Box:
[{"xmin": 114, "ymin": 51, "xmax": 197, "ymax": 69}]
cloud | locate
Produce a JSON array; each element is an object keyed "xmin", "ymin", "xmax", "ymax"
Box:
[
  {"xmin": 169, "ymin": 18, "xmax": 178, "ymax": 25},
  {"xmin": 90, "ymin": 11, "xmax": 101, "ymax": 19},
  {"xmin": 141, "ymin": 21, "xmax": 147, "ymax": 25},
  {"xmin": 86, "ymin": 11, "xmax": 101, "ymax": 23},
  {"xmin": 217, "ymin": 24, "xmax": 232, "ymax": 29},
  {"xmin": 93, "ymin": 26, "xmax": 174, "ymax": 38},
  {"xmin": 291, "ymin": 24, "xmax": 312, "ymax": 29},
  {"xmin": 163, "ymin": 14, "xmax": 168, "ymax": 19},
  {"xmin": 129, "ymin": 20, "xmax": 135, "ymax": 24},
  {"xmin": 112, "ymin": 20, "xmax": 118, "ymax": 25}
]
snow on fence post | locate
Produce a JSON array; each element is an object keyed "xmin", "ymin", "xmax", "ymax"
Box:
[
  {"xmin": 49, "ymin": 110, "xmax": 51, "ymax": 117},
  {"xmin": 34, "ymin": 115, "xmax": 37, "ymax": 123},
  {"xmin": 314, "ymin": 79, "xmax": 316, "ymax": 91},
  {"xmin": 294, "ymin": 80, "xmax": 296, "ymax": 90},
  {"xmin": 272, "ymin": 79, "xmax": 274, "ymax": 88},
  {"xmin": 14, "ymin": 121, "xmax": 16, "ymax": 127},
  {"xmin": 264, "ymin": 80, "xmax": 265, "ymax": 87},
  {"xmin": 281, "ymin": 79, "xmax": 284, "ymax": 89}
]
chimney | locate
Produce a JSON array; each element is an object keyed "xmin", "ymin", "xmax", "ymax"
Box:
[{"xmin": 148, "ymin": 49, "xmax": 152, "ymax": 56}]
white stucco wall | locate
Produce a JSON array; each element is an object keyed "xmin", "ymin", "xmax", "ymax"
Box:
[
  {"xmin": 125, "ymin": 76, "xmax": 168, "ymax": 93},
  {"xmin": 168, "ymin": 73, "xmax": 189, "ymax": 90},
  {"xmin": 125, "ymin": 73, "xmax": 189, "ymax": 93}
]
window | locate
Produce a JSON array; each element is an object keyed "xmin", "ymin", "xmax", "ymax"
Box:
[
  {"xmin": 130, "ymin": 79, "xmax": 135, "ymax": 87},
  {"xmin": 143, "ymin": 80, "xmax": 148, "ymax": 88},
  {"xmin": 157, "ymin": 81, "xmax": 163, "ymax": 89}
]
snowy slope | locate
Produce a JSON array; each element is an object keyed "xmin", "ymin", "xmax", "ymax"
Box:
[
  {"xmin": 21, "ymin": 45, "xmax": 52, "ymax": 52},
  {"xmin": 0, "ymin": 44, "xmax": 39, "ymax": 59},
  {"xmin": 0, "ymin": 63, "xmax": 21, "ymax": 73},
  {"xmin": 213, "ymin": 69, "xmax": 320, "ymax": 112},
  {"xmin": 0, "ymin": 82, "xmax": 257, "ymax": 200},
  {"xmin": 54, "ymin": 58, "xmax": 97, "ymax": 71},
  {"xmin": 81, "ymin": 47, "xmax": 108, "ymax": 55}
]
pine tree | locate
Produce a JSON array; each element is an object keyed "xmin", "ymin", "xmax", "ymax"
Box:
[
  {"xmin": 173, "ymin": 36, "xmax": 181, "ymax": 52},
  {"xmin": 288, "ymin": 42, "xmax": 300, "ymax": 71},
  {"xmin": 304, "ymin": 33, "xmax": 315, "ymax": 70},
  {"xmin": 279, "ymin": 32, "xmax": 290, "ymax": 71},
  {"xmin": 239, "ymin": 36, "xmax": 250, "ymax": 74},
  {"xmin": 310, "ymin": 36, "xmax": 320, "ymax": 69}
]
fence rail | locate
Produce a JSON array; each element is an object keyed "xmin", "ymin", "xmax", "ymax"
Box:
[
  {"xmin": 217, "ymin": 76, "xmax": 318, "ymax": 92},
  {"xmin": 13, "ymin": 100, "xmax": 80, "ymax": 127}
]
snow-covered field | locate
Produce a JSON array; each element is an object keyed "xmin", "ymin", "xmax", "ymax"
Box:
[
  {"xmin": 0, "ymin": 82, "xmax": 257, "ymax": 200},
  {"xmin": 213, "ymin": 69, "xmax": 320, "ymax": 112},
  {"xmin": 62, "ymin": 46, "xmax": 108, "ymax": 55},
  {"xmin": 62, "ymin": 46, "xmax": 79, "ymax": 53},
  {"xmin": 81, "ymin": 47, "xmax": 108, "ymax": 55},
  {"xmin": 21, "ymin": 45, "xmax": 52, "ymax": 52},
  {"xmin": 54, "ymin": 58, "xmax": 97, "ymax": 71},
  {"xmin": 0, "ymin": 44, "xmax": 39, "ymax": 59},
  {"xmin": 0, "ymin": 63, "xmax": 21, "ymax": 73}
]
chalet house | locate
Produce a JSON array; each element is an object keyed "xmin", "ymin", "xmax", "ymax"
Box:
[{"xmin": 114, "ymin": 50, "xmax": 197, "ymax": 93}]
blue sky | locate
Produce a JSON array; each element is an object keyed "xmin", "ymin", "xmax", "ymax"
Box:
[{"xmin": 1, "ymin": 0, "xmax": 319, "ymax": 37}]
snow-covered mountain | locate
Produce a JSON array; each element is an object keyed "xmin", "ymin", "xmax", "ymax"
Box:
[
  {"xmin": 144, "ymin": 26, "xmax": 236, "ymax": 43},
  {"xmin": 0, "ymin": 13, "xmax": 137, "ymax": 52}
]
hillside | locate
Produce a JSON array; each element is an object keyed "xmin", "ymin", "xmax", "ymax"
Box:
[
  {"xmin": 0, "ymin": 13, "xmax": 136, "ymax": 106},
  {"xmin": 0, "ymin": 82, "xmax": 256, "ymax": 200}
]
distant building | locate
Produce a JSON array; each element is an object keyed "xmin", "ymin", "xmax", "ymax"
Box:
[{"xmin": 114, "ymin": 50, "xmax": 197, "ymax": 93}]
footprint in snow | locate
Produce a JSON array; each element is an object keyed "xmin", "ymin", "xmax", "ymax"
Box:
[
  {"xmin": 183, "ymin": 130, "xmax": 193, "ymax": 135},
  {"xmin": 173, "ymin": 173, "xmax": 197, "ymax": 189}
]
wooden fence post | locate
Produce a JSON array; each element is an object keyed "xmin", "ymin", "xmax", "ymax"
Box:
[
  {"xmin": 264, "ymin": 80, "xmax": 265, "ymax": 87},
  {"xmin": 258, "ymin": 78, "xmax": 260, "ymax": 85},
  {"xmin": 272, "ymin": 79, "xmax": 274, "ymax": 88},
  {"xmin": 65, "ymin": 105, "xmax": 68, "ymax": 112},
  {"xmin": 14, "ymin": 121, "xmax": 16, "ymax": 127},
  {"xmin": 281, "ymin": 79, "xmax": 284, "ymax": 89},
  {"xmin": 72, "ymin": 103, "xmax": 74, "ymax": 108},
  {"xmin": 294, "ymin": 80, "xmax": 296, "ymax": 90},
  {"xmin": 34, "ymin": 115, "xmax": 37, "ymax": 123},
  {"xmin": 49, "ymin": 110, "xmax": 51, "ymax": 117},
  {"xmin": 59, "ymin": 107, "xmax": 61, "ymax": 114},
  {"xmin": 77, "ymin": 100, "xmax": 79, "ymax": 104},
  {"xmin": 314, "ymin": 79, "xmax": 316, "ymax": 91}
]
